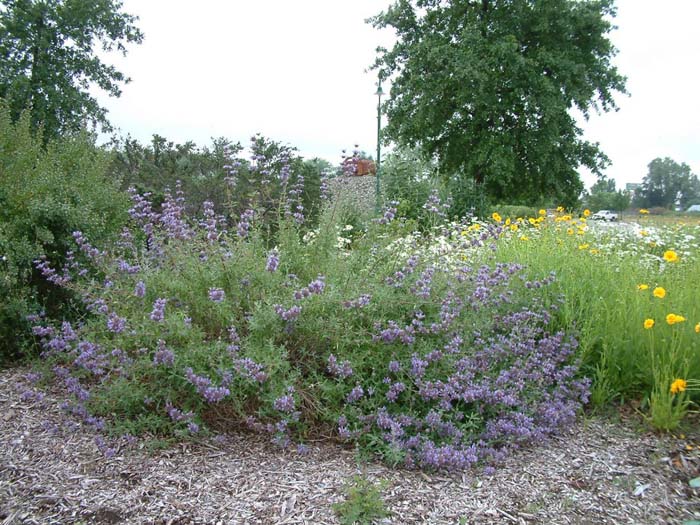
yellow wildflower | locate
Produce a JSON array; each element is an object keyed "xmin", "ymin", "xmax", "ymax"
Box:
[
  {"xmin": 556, "ymin": 206, "xmax": 565, "ymax": 213},
  {"xmin": 589, "ymin": 248, "xmax": 599, "ymax": 255},
  {"xmin": 510, "ymin": 224, "xmax": 518, "ymax": 232},
  {"xmin": 644, "ymin": 318, "xmax": 655, "ymax": 329},
  {"xmin": 639, "ymin": 209, "xmax": 649, "ymax": 214},
  {"xmin": 528, "ymin": 217, "xmax": 537, "ymax": 225},
  {"xmin": 520, "ymin": 235, "xmax": 529, "ymax": 241},
  {"xmin": 578, "ymin": 243, "xmax": 589, "ymax": 250},
  {"xmin": 566, "ymin": 228, "xmax": 574, "ymax": 235},
  {"xmin": 505, "ymin": 217, "xmax": 511, "ymax": 226},
  {"xmin": 583, "ymin": 209, "xmax": 591, "ymax": 217},
  {"xmin": 637, "ymin": 284, "xmax": 649, "ymax": 291},
  {"xmin": 491, "ymin": 212, "xmax": 502, "ymax": 223},
  {"xmin": 663, "ymin": 250, "xmax": 679, "ymax": 263},
  {"xmin": 695, "ymin": 322, "xmax": 700, "ymax": 333},
  {"xmin": 666, "ymin": 313, "xmax": 687, "ymax": 325},
  {"xmin": 639, "ymin": 230, "xmax": 648, "ymax": 236},
  {"xmin": 539, "ymin": 209, "xmax": 546, "ymax": 216},
  {"xmin": 670, "ymin": 378, "xmax": 687, "ymax": 394},
  {"xmin": 652, "ymin": 287, "xmax": 666, "ymax": 299}
]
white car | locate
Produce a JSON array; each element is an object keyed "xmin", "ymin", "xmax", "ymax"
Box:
[{"xmin": 590, "ymin": 210, "xmax": 618, "ymax": 221}]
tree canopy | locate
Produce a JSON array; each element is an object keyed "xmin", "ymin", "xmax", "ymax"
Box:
[
  {"xmin": 585, "ymin": 175, "xmax": 629, "ymax": 211},
  {"xmin": 370, "ymin": 0, "xmax": 627, "ymax": 206},
  {"xmin": 0, "ymin": 0, "xmax": 143, "ymax": 141},
  {"xmin": 633, "ymin": 157, "xmax": 700, "ymax": 210}
]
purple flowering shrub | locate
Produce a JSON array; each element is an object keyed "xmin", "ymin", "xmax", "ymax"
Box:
[{"xmin": 26, "ymin": 149, "xmax": 590, "ymax": 470}]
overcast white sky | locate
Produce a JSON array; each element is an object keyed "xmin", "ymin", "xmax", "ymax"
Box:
[{"xmin": 96, "ymin": 0, "xmax": 700, "ymax": 190}]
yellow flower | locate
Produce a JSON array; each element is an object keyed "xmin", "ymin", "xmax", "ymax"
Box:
[
  {"xmin": 520, "ymin": 235, "xmax": 529, "ymax": 241},
  {"xmin": 695, "ymin": 322, "xmax": 700, "ymax": 333},
  {"xmin": 556, "ymin": 206, "xmax": 565, "ymax": 213},
  {"xmin": 491, "ymin": 212, "xmax": 502, "ymax": 223},
  {"xmin": 639, "ymin": 209, "xmax": 649, "ymax": 214},
  {"xmin": 663, "ymin": 250, "xmax": 679, "ymax": 263},
  {"xmin": 589, "ymin": 248, "xmax": 599, "ymax": 255},
  {"xmin": 578, "ymin": 243, "xmax": 589, "ymax": 250},
  {"xmin": 566, "ymin": 228, "xmax": 574, "ymax": 235},
  {"xmin": 468, "ymin": 223, "xmax": 481, "ymax": 231},
  {"xmin": 652, "ymin": 287, "xmax": 666, "ymax": 299},
  {"xmin": 670, "ymin": 378, "xmax": 687, "ymax": 394},
  {"xmin": 539, "ymin": 209, "xmax": 546, "ymax": 216},
  {"xmin": 510, "ymin": 224, "xmax": 518, "ymax": 232},
  {"xmin": 666, "ymin": 313, "xmax": 687, "ymax": 325},
  {"xmin": 639, "ymin": 229, "xmax": 648, "ymax": 236},
  {"xmin": 528, "ymin": 217, "xmax": 537, "ymax": 225},
  {"xmin": 643, "ymin": 318, "xmax": 655, "ymax": 329},
  {"xmin": 637, "ymin": 284, "xmax": 649, "ymax": 291},
  {"xmin": 583, "ymin": 209, "xmax": 591, "ymax": 217},
  {"xmin": 505, "ymin": 218, "xmax": 511, "ymax": 226}
]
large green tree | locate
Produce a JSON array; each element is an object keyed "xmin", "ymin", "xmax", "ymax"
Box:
[
  {"xmin": 633, "ymin": 157, "xmax": 700, "ymax": 210},
  {"xmin": 370, "ymin": 0, "xmax": 627, "ymax": 206},
  {"xmin": 0, "ymin": 0, "xmax": 143, "ymax": 141},
  {"xmin": 584, "ymin": 175, "xmax": 629, "ymax": 211}
]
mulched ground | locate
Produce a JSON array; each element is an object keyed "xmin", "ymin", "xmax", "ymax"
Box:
[{"xmin": 1, "ymin": 366, "xmax": 698, "ymax": 524}]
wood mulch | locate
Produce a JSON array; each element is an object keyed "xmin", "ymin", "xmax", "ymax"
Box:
[{"xmin": 1, "ymin": 367, "xmax": 699, "ymax": 524}]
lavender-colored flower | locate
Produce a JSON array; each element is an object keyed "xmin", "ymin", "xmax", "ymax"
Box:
[
  {"xmin": 274, "ymin": 304, "xmax": 302, "ymax": 322},
  {"xmin": 150, "ymin": 298, "xmax": 167, "ymax": 322},
  {"xmin": 134, "ymin": 281, "xmax": 146, "ymax": 298},
  {"xmin": 208, "ymin": 287, "xmax": 225, "ymax": 303},
  {"xmin": 106, "ymin": 312, "xmax": 127, "ymax": 334},
  {"xmin": 273, "ymin": 388, "xmax": 296, "ymax": 413},
  {"xmin": 266, "ymin": 248, "xmax": 280, "ymax": 272},
  {"xmin": 153, "ymin": 340, "xmax": 175, "ymax": 367},
  {"xmin": 200, "ymin": 200, "xmax": 219, "ymax": 242},
  {"xmin": 327, "ymin": 354, "xmax": 353, "ymax": 378},
  {"xmin": 346, "ymin": 385, "xmax": 364, "ymax": 404},
  {"xmin": 343, "ymin": 294, "xmax": 371, "ymax": 309},
  {"xmin": 237, "ymin": 209, "xmax": 255, "ymax": 238}
]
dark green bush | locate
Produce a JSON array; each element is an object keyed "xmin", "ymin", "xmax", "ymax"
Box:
[
  {"xmin": 491, "ymin": 205, "xmax": 541, "ymax": 220},
  {"xmin": 0, "ymin": 100, "xmax": 129, "ymax": 363}
]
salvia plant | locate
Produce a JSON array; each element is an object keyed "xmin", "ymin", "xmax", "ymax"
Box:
[{"xmin": 26, "ymin": 140, "xmax": 590, "ymax": 471}]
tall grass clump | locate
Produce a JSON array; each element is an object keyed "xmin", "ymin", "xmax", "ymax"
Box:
[
  {"xmin": 488, "ymin": 210, "xmax": 700, "ymax": 428},
  {"xmin": 26, "ymin": 146, "xmax": 590, "ymax": 471}
]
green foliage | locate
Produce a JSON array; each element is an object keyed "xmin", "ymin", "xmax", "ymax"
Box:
[
  {"xmin": 0, "ymin": 100, "xmax": 129, "ymax": 363},
  {"xmin": 585, "ymin": 176, "xmax": 631, "ymax": 212},
  {"xmin": 381, "ymin": 146, "xmax": 445, "ymax": 225},
  {"xmin": 632, "ymin": 157, "xmax": 700, "ymax": 210},
  {"xmin": 109, "ymin": 134, "xmax": 241, "ymax": 215},
  {"xmin": 111, "ymin": 134, "xmax": 327, "ymax": 229},
  {"xmin": 370, "ymin": 0, "xmax": 626, "ymax": 206},
  {"xmin": 0, "ymin": 0, "xmax": 143, "ymax": 142},
  {"xmin": 492, "ymin": 217, "xmax": 700, "ymax": 422},
  {"xmin": 29, "ymin": 187, "xmax": 590, "ymax": 470},
  {"xmin": 333, "ymin": 476, "xmax": 390, "ymax": 525},
  {"xmin": 491, "ymin": 205, "xmax": 540, "ymax": 221}
]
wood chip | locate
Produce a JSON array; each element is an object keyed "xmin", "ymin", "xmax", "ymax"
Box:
[{"xmin": 1, "ymin": 366, "xmax": 699, "ymax": 524}]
